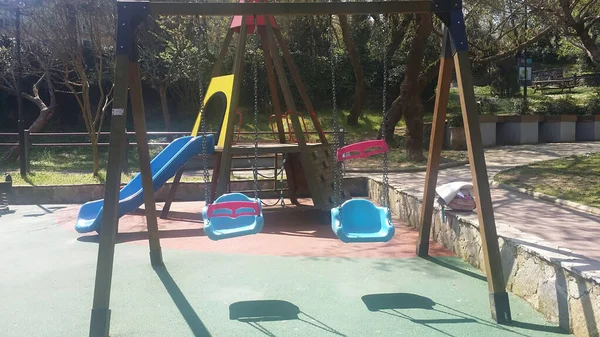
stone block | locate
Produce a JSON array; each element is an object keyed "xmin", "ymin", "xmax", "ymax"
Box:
[
  {"xmin": 567, "ymin": 277, "xmax": 600, "ymax": 337},
  {"xmin": 480, "ymin": 122, "xmax": 497, "ymax": 147},
  {"xmin": 497, "ymin": 121, "xmax": 539, "ymax": 145},
  {"xmin": 539, "ymin": 121, "xmax": 577, "ymax": 143},
  {"xmin": 576, "ymin": 121, "xmax": 600, "ymax": 141},
  {"xmin": 499, "ymin": 238, "xmax": 518, "ymax": 284},
  {"xmin": 511, "ymin": 258, "xmax": 542, "ymax": 301}
]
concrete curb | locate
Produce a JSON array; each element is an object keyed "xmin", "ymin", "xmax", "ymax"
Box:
[
  {"xmin": 345, "ymin": 160, "xmax": 469, "ymax": 173},
  {"xmin": 492, "ymin": 181, "xmax": 600, "ymax": 216}
]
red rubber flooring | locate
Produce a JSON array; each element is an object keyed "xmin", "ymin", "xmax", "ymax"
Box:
[{"xmin": 55, "ymin": 199, "xmax": 453, "ymax": 258}]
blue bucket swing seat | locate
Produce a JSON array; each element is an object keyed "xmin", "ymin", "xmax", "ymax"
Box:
[
  {"xmin": 330, "ymin": 141, "xmax": 395, "ymax": 243},
  {"xmin": 328, "ymin": 138, "xmax": 395, "ymax": 243},
  {"xmin": 327, "ymin": 14, "xmax": 394, "ymax": 243},
  {"xmin": 202, "ymin": 193, "xmax": 264, "ymax": 241},
  {"xmin": 331, "ymin": 199, "xmax": 394, "ymax": 243},
  {"xmin": 201, "ymin": 28, "xmax": 265, "ymax": 241}
]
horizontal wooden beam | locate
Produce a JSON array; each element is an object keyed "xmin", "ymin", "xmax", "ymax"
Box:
[{"xmin": 147, "ymin": 1, "xmax": 432, "ymax": 16}]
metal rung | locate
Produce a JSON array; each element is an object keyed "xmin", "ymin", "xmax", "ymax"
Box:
[{"xmin": 230, "ymin": 166, "xmax": 280, "ymax": 172}]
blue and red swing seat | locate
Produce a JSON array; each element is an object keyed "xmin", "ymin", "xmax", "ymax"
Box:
[
  {"xmin": 331, "ymin": 139, "xmax": 395, "ymax": 243},
  {"xmin": 202, "ymin": 193, "xmax": 264, "ymax": 240},
  {"xmin": 202, "ymin": 140, "xmax": 393, "ymax": 243}
]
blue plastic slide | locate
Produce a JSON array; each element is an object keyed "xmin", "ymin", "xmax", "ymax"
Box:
[{"xmin": 75, "ymin": 135, "xmax": 215, "ymax": 233}]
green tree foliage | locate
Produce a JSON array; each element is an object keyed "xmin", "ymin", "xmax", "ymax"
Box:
[
  {"xmin": 138, "ymin": 16, "xmax": 204, "ymax": 130},
  {"xmin": 1, "ymin": 0, "xmax": 599, "ymax": 166}
]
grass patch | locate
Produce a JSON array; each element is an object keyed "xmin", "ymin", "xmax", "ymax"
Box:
[
  {"xmin": 495, "ymin": 153, "xmax": 600, "ymax": 208},
  {"xmin": 4, "ymin": 148, "xmax": 468, "ymax": 186},
  {"xmin": 5, "ymin": 170, "xmax": 213, "ymax": 186},
  {"xmin": 7, "ymin": 170, "xmax": 129, "ymax": 186},
  {"xmin": 1, "ymin": 107, "xmax": 468, "ymax": 186}
]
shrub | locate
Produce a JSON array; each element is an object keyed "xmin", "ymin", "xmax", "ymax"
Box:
[
  {"xmin": 446, "ymin": 104, "xmax": 463, "ymax": 128},
  {"xmin": 513, "ymin": 99, "xmax": 533, "ymax": 115},
  {"xmin": 535, "ymin": 95, "xmax": 585, "ymax": 115},
  {"xmin": 584, "ymin": 89, "xmax": 600, "ymax": 115},
  {"xmin": 477, "ymin": 97, "xmax": 500, "ymax": 115},
  {"xmin": 489, "ymin": 64, "xmax": 520, "ymax": 97}
]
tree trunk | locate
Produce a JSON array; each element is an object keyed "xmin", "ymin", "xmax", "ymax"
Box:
[
  {"xmin": 1, "ymin": 74, "xmax": 56, "ymax": 164},
  {"xmin": 558, "ymin": 0, "xmax": 600, "ymax": 69},
  {"xmin": 158, "ymin": 83, "xmax": 171, "ymax": 131},
  {"xmin": 2, "ymin": 105, "xmax": 58, "ymax": 163},
  {"xmin": 573, "ymin": 23, "xmax": 600, "ymax": 69},
  {"xmin": 380, "ymin": 14, "xmax": 432, "ymax": 162},
  {"xmin": 91, "ymin": 138, "xmax": 100, "ymax": 177},
  {"xmin": 339, "ymin": 15, "xmax": 366, "ymax": 126}
]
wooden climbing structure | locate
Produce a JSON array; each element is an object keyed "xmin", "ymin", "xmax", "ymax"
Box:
[{"xmin": 164, "ymin": 0, "xmax": 339, "ymax": 212}]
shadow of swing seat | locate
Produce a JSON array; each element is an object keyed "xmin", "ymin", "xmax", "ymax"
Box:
[
  {"xmin": 229, "ymin": 300, "xmax": 347, "ymax": 336},
  {"xmin": 362, "ymin": 293, "xmax": 478, "ymax": 325},
  {"xmin": 362, "ymin": 293, "xmax": 436, "ymax": 311},
  {"xmin": 229, "ymin": 300, "xmax": 300, "ymax": 322}
]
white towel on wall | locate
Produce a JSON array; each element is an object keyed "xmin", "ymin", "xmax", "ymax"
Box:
[{"xmin": 435, "ymin": 181, "xmax": 473, "ymax": 205}]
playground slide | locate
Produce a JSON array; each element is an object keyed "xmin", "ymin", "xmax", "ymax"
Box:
[{"xmin": 75, "ymin": 135, "xmax": 215, "ymax": 233}]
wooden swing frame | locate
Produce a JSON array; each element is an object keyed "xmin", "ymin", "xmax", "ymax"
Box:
[{"xmin": 89, "ymin": 1, "xmax": 511, "ymax": 336}]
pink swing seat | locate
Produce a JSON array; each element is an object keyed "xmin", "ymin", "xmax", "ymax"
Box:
[{"xmin": 336, "ymin": 139, "xmax": 389, "ymax": 162}]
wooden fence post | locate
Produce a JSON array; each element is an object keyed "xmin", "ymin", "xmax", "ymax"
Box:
[
  {"xmin": 338, "ymin": 128, "xmax": 345, "ymax": 148},
  {"xmin": 24, "ymin": 129, "xmax": 30, "ymax": 173}
]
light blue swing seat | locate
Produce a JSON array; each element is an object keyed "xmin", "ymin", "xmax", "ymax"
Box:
[
  {"xmin": 331, "ymin": 199, "xmax": 394, "ymax": 243},
  {"xmin": 202, "ymin": 193, "xmax": 264, "ymax": 240}
]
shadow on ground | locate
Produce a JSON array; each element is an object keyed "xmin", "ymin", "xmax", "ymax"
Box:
[
  {"xmin": 153, "ymin": 265, "xmax": 212, "ymax": 337},
  {"xmin": 362, "ymin": 293, "xmax": 567, "ymax": 336},
  {"xmin": 229, "ymin": 300, "xmax": 346, "ymax": 336}
]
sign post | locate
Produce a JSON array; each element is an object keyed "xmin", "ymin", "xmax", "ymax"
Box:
[{"xmin": 518, "ymin": 57, "xmax": 532, "ymax": 112}]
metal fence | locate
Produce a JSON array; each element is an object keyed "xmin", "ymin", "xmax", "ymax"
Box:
[{"xmin": 0, "ymin": 129, "xmax": 345, "ymax": 173}]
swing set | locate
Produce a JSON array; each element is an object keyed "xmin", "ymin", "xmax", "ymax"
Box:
[
  {"xmin": 199, "ymin": 9, "xmax": 390, "ymax": 242},
  {"xmin": 88, "ymin": 1, "xmax": 512, "ymax": 336}
]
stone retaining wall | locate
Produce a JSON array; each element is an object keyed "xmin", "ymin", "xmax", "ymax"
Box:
[{"xmin": 368, "ymin": 179, "xmax": 600, "ymax": 337}]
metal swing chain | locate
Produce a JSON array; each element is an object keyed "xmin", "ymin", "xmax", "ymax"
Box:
[
  {"xmin": 197, "ymin": 20, "xmax": 211, "ymax": 205},
  {"xmin": 329, "ymin": 15, "xmax": 343, "ymax": 209},
  {"xmin": 252, "ymin": 15, "xmax": 260, "ymax": 201},
  {"xmin": 381, "ymin": 14, "xmax": 391, "ymax": 222}
]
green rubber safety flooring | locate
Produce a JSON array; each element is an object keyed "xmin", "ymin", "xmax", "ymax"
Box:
[{"xmin": 0, "ymin": 205, "xmax": 570, "ymax": 337}]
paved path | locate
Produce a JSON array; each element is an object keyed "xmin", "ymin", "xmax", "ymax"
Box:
[{"xmin": 360, "ymin": 142, "xmax": 600, "ymax": 265}]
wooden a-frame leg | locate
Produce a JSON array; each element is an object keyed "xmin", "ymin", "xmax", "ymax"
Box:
[
  {"xmin": 263, "ymin": 20, "xmax": 308, "ymax": 149},
  {"xmin": 212, "ymin": 28, "xmax": 234, "ymax": 77},
  {"xmin": 454, "ymin": 49, "xmax": 512, "ymax": 324},
  {"xmin": 263, "ymin": 17, "xmax": 323, "ymax": 208},
  {"xmin": 160, "ymin": 168, "xmax": 184, "ymax": 219},
  {"xmin": 284, "ymin": 154, "xmax": 300, "ymax": 205},
  {"xmin": 89, "ymin": 54, "xmax": 130, "ymax": 337},
  {"xmin": 210, "ymin": 154, "xmax": 221, "ymax": 201},
  {"xmin": 273, "ymin": 28, "xmax": 327, "ymax": 144},
  {"xmin": 215, "ymin": 23, "xmax": 248, "ymax": 197},
  {"xmin": 129, "ymin": 62, "xmax": 163, "ymax": 266},
  {"xmin": 88, "ymin": 4, "xmax": 149, "ymax": 336},
  {"xmin": 259, "ymin": 28, "xmax": 286, "ymax": 144},
  {"xmin": 417, "ymin": 31, "xmax": 453, "ymax": 257}
]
